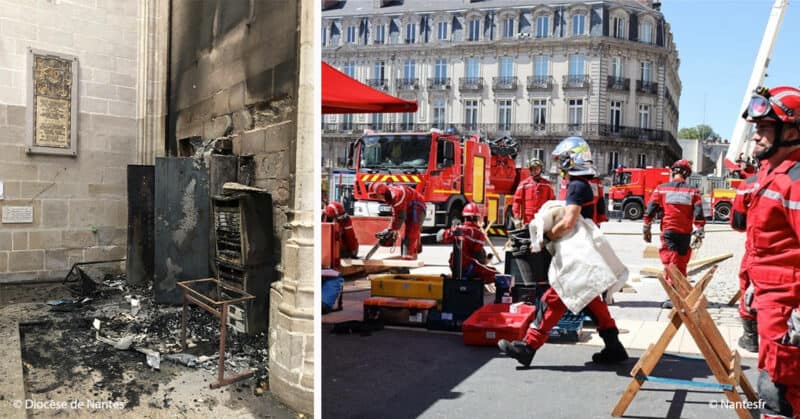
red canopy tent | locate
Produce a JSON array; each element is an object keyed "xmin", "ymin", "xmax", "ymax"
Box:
[{"xmin": 322, "ymin": 61, "xmax": 418, "ymax": 114}]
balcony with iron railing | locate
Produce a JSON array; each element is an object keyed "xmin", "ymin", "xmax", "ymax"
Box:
[
  {"xmin": 395, "ymin": 77, "xmax": 419, "ymax": 91},
  {"xmin": 563, "ymin": 74, "xmax": 591, "ymax": 89},
  {"xmin": 427, "ymin": 77, "xmax": 451, "ymax": 90},
  {"xmin": 458, "ymin": 77, "xmax": 483, "ymax": 92},
  {"xmin": 323, "ymin": 122, "xmax": 679, "ymax": 152},
  {"xmin": 492, "ymin": 76, "xmax": 518, "ymax": 91},
  {"xmin": 636, "ymin": 80, "xmax": 658, "ymax": 95},
  {"xmin": 526, "ymin": 75, "xmax": 554, "ymax": 91},
  {"xmin": 366, "ymin": 78, "xmax": 388, "ymax": 91},
  {"xmin": 606, "ymin": 76, "xmax": 630, "ymax": 91}
]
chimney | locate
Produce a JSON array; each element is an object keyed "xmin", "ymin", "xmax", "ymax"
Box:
[{"xmin": 653, "ymin": 1, "xmax": 662, "ymax": 11}]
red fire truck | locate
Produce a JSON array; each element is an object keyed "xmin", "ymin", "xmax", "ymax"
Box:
[
  {"xmin": 608, "ymin": 166, "xmax": 747, "ymax": 221},
  {"xmin": 349, "ymin": 131, "xmax": 526, "ymax": 231}
]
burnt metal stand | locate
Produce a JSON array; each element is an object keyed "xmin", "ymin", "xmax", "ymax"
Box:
[{"xmin": 177, "ymin": 278, "xmax": 256, "ymax": 388}]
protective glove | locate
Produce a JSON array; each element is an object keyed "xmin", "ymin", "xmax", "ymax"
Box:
[
  {"xmin": 513, "ymin": 218, "xmax": 523, "ymax": 230},
  {"xmin": 642, "ymin": 223, "xmax": 652, "ymax": 243},
  {"xmin": 691, "ymin": 227, "xmax": 705, "ymax": 249},
  {"xmin": 435, "ymin": 229, "xmax": 446, "ymax": 242},
  {"xmin": 783, "ymin": 308, "xmax": 800, "ymax": 347},
  {"xmin": 744, "ymin": 285, "xmax": 756, "ymax": 315}
]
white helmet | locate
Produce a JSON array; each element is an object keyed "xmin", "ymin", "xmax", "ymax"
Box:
[{"xmin": 552, "ymin": 136, "xmax": 596, "ymax": 176}]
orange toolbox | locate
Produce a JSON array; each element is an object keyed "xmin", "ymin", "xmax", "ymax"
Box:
[
  {"xmin": 462, "ymin": 303, "xmax": 536, "ymax": 346},
  {"xmin": 363, "ymin": 297, "xmax": 437, "ymax": 327}
]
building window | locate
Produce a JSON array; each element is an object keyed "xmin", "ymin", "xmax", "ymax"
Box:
[
  {"xmin": 610, "ymin": 100, "xmax": 622, "ymax": 133},
  {"xmin": 406, "ymin": 23, "xmax": 416, "ymax": 43},
  {"xmin": 434, "ymin": 59, "xmax": 447, "ymax": 82},
  {"xmin": 346, "ymin": 25, "xmax": 356, "ymax": 44},
  {"xmin": 534, "ymin": 55, "xmax": 549, "ymax": 78},
  {"xmin": 613, "ymin": 16, "xmax": 626, "ymax": 39},
  {"xmin": 498, "ymin": 99, "xmax": 512, "ymax": 131},
  {"xmin": 343, "ymin": 62, "xmax": 355, "ymax": 78},
  {"xmin": 532, "ymin": 99, "xmax": 547, "ymax": 130},
  {"xmin": 371, "ymin": 113, "xmax": 383, "ymax": 130},
  {"xmin": 638, "ymin": 104, "xmax": 650, "ymax": 129},
  {"xmin": 403, "ymin": 60, "xmax": 415, "ymax": 80},
  {"xmin": 572, "ymin": 14, "xmax": 585, "ymax": 36},
  {"xmin": 499, "ymin": 56, "xmax": 513, "ymax": 79},
  {"xmin": 468, "ymin": 19, "xmax": 480, "ymax": 41},
  {"xmin": 342, "ymin": 114, "xmax": 353, "ymax": 131},
  {"xmin": 322, "ymin": 26, "xmax": 327, "ymax": 46},
  {"xmin": 640, "ymin": 21, "xmax": 653, "ymax": 43},
  {"xmin": 535, "ymin": 15, "xmax": 549, "ymax": 38},
  {"xmin": 611, "ymin": 57, "xmax": 623, "ymax": 79},
  {"xmin": 464, "ymin": 100, "xmax": 478, "ymax": 131},
  {"xmin": 466, "ymin": 58, "xmax": 480, "ymax": 79},
  {"xmin": 640, "ymin": 61, "xmax": 652, "ymax": 83},
  {"xmin": 433, "ymin": 100, "xmax": 446, "ymax": 129},
  {"xmin": 568, "ymin": 99, "xmax": 583, "ymax": 129},
  {"xmin": 401, "ymin": 112, "xmax": 415, "ymax": 130},
  {"xmin": 502, "ymin": 17, "xmax": 514, "ymax": 39},
  {"xmin": 373, "ymin": 61, "xmax": 385, "ymax": 79},
  {"xmin": 637, "ymin": 153, "xmax": 647, "ymax": 168},
  {"xmin": 532, "ymin": 149, "xmax": 545, "ymax": 166},
  {"xmin": 438, "ymin": 21, "xmax": 448, "ymax": 40},
  {"xmin": 609, "ymin": 151, "xmax": 620, "ymax": 171},
  {"xmin": 568, "ymin": 55, "xmax": 584, "ymax": 84},
  {"xmin": 375, "ymin": 24, "xmax": 385, "ymax": 44}
]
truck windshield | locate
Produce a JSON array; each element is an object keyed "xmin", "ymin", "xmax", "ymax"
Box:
[
  {"xmin": 360, "ymin": 134, "xmax": 431, "ymax": 169},
  {"xmin": 612, "ymin": 172, "xmax": 631, "ymax": 185}
]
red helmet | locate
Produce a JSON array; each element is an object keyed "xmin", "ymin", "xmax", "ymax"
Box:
[
  {"xmin": 324, "ymin": 201, "xmax": 346, "ymax": 219},
  {"xmin": 368, "ymin": 182, "xmax": 390, "ymax": 201},
  {"xmin": 742, "ymin": 86, "xmax": 800, "ymax": 124},
  {"xmin": 671, "ymin": 159, "xmax": 692, "ymax": 177},
  {"xmin": 462, "ymin": 203, "xmax": 481, "ymax": 219},
  {"xmin": 742, "ymin": 86, "xmax": 800, "ymax": 159}
]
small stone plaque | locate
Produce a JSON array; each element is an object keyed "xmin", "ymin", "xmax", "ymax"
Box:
[
  {"xmin": 2, "ymin": 206, "xmax": 34, "ymax": 224},
  {"xmin": 26, "ymin": 48, "xmax": 79, "ymax": 156}
]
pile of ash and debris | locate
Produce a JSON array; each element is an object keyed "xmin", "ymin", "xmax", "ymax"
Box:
[{"xmin": 18, "ymin": 267, "xmax": 270, "ymax": 409}]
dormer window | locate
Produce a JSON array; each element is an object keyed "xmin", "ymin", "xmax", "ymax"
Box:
[
  {"xmin": 640, "ymin": 20, "xmax": 653, "ymax": 43},
  {"xmin": 468, "ymin": 19, "xmax": 480, "ymax": 41},
  {"xmin": 346, "ymin": 25, "xmax": 356, "ymax": 44},
  {"xmin": 612, "ymin": 15, "xmax": 626, "ymax": 39},
  {"xmin": 571, "ymin": 14, "xmax": 585, "ymax": 36},
  {"xmin": 374, "ymin": 24, "xmax": 386, "ymax": 44},
  {"xmin": 501, "ymin": 17, "xmax": 514, "ymax": 39},
  {"xmin": 535, "ymin": 15, "xmax": 549, "ymax": 39},
  {"xmin": 438, "ymin": 21, "xmax": 448, "ymax": 40},
  {"xmin": 406, "ymin": 23, "xmax": 416, "ymax": 43}
]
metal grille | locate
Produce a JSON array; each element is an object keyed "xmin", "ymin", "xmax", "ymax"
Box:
[{"xmin": 214, "ymin": 202, "xmax": 243, "ymax": 265}]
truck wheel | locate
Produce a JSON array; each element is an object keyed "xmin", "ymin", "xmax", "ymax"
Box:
[
  {"xmin": 623, "ymin": 202, "xmax": 643, "ymax": 220},
  {"xmin": 448, "ymin": 203, "xmax": 464, "ymax": 227},
  {"xmin": 714, "ymin": 202, "xmax": 732, "ymax": 222}
]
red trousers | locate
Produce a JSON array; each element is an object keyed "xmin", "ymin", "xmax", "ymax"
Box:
[
  {"xmin": 659, "ymin": 246, "xmax": 692, "ymax": 278},
  {"xmin": 757, "ymin": 305, "xmax": 800, "ymax": 416},
  {"xmin": 524, "ymin": 287, "xmax": 617, "ymax": 349}
]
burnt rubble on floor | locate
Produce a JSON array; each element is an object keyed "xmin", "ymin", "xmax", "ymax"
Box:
[{"xmin": 16, "ymin": 271, "xmax": 270, "ymax": 407}]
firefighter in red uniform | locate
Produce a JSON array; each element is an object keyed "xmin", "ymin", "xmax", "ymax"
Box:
[
  {"xmin": 512, "ymin": 158, "xmax": 555, "ymax": 227},
  {"xmin": 322, "ymin": 201, "xmax": 359, "ymax": 259},
  {"xmin": 436, "ymin": 203, "xmax": 497, "ymax": 283},
  {"xmin": 642, "ymin": 159, "xmax": 706, "ymax": 279},
  {"xmin": 498, "ymin": 137, "xmax": 628, "ymax": 367},
  {"xmin": 738, "ymin": 85, "xmax": 800, "ymax": 418},
  {"xmin": 731, "ymin": 173, "xmax": 760, "ymax": 353},
  {"xmin": 369, "ymin": 182, "xmax": 427, "ymax": 260}
]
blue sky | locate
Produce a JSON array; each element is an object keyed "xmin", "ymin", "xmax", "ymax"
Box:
[{"xmin": 661, "ymin": 0, "xmax": 798, "ymax": 140}]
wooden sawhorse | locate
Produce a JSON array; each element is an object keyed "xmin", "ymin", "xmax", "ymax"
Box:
[{"xmin": 612, "ymin": 265, "xmax": 758, "ymax": 419}]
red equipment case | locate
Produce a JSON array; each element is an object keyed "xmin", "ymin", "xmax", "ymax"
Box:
[{"xmin": 462, "ymin": 303, "xmax": 536, "ymax": 346}]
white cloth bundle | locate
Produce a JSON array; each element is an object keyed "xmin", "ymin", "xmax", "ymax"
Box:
[{"xmin": 528, "ymin": 200, "xmax": 628, "ymax": 313}]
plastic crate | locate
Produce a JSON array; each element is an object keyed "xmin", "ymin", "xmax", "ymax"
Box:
[
  {"xmin": 370, "ymin": 274, "xmax": 444, "ymax": 304},
  {"xmin": 363, "ymin": 297, "xmax": 437, "ymax": 327},
  {"xmin": 549, "ymin": 311, "xmax": 584, "ymax": 341},
  {"xmin": 462, "ymin": 303, "xmax": 537, "ymax": 346}
]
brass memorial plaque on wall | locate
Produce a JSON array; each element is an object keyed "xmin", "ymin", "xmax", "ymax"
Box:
[{"xmin": 26, "ymin": 49, "xmax": 79, "ymax": 156}]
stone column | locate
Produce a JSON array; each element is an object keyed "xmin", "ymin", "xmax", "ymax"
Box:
[
  {"xmin": 268, "ymin": 1, "xmax": 315, "ymax": 415},
  {"xmin": 136, "ymin": 0, "xmax": 169, "ymax": 164}
]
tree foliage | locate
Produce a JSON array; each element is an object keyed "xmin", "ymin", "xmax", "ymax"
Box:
[{"xmin": 678, "ymin": 124, "xmax": 720, "ymax": 140}]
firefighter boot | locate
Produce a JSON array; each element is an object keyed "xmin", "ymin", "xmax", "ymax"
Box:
[
  {"xmin": 497, "ymin": 339, "xmax": 536, "ymax": 367},
  {"xmin": 738, "ymin": 318, "xmax": 759, "ymax": 353},
  {"xmin": 592, "ymin": 328, "xmax": 629, "ymax": 364}
]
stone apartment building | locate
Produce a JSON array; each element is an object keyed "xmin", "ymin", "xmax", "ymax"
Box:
[
  {"xmin": 322, "ymin": 0, "xmax": 682, "ymax": 176},
  {"xmin": 0, "ymin": 0, "xmax": 313, "ymax": 414}
]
